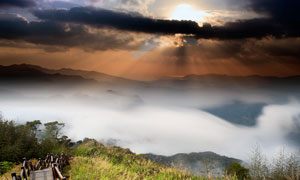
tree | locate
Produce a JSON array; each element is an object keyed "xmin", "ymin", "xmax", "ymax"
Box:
[
  {"xmin": 201, "ymin": 158, "xmax": 216, "ymax": 176},
  {"xmin": 226, "ymin": 162, "xmax": 250, "ymax": 180},
  {"xmin": 0, "ymin": 116, "xmax": 71, "ymax": 162},
  {"xmin": 271, "ymin": 148, "xmax": 300, "ymax": 180},
  {"xmin": 249, "ymin": 144, "xmax": 269, "ymax": 180},
  {"xmin": 285, "ymin": 150, "xmax": 300, "ymax": 175},
  {"xmin": 0, "ymin": 119, "xmax": 40, "ymax": 162},
  {"xmin": 271, "ymin": 148, "xmax": 287, "ymax": 180},
  {"xmin": 43, "ymin": 121, "xmax": 65, "ymax": 141},
  {"xmin": 26, "ymin": 120, "xmax": 42, "ymax": 137},
  {"xmin": 58, "ymin": 135, "xmax": 72, "ymax": 147}
]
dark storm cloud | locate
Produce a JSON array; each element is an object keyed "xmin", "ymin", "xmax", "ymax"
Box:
[
  {"xmin": 211, "ymin": 0, "xmax": 300, "ymax": 39},
  {"xmin": 33, "ymin": 2, "xmax": 300, "ymax": 40},
  {"xmin": 0, "ymin": 14, "xmax": 142, "ymax": 51},
  {"xmin": 250, "ymin": 0, "xmax": 299, "ymax": 23},
  {"xmin": 195, "ymin": 19, "xmax": 282, "ymax": 39},
  {"xmin": 0, "ymin": 0, "xmax": 35, "ymax": 8},
  {"xmin": 33, "ymin": 7, "xmax": 200, "ymax": 35},
  {"xmin": 249, "ymin": 0, "xmax": 300, "ymax": 35},
  {"xmin": 169, "ymin": 38, "xmax": 300, "ymax": 65}
]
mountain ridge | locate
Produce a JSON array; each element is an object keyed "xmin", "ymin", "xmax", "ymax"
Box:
[
  {"xmin": 0, "ymin": 64, "xmax": 142, "ymax": 84},
  {"xmin": 1, "ymin": 64, "xmax": 300, "ymax": 83},
  {"xmin": 0, "ymin": 64, "xmax": 97, "ymax": 84}
]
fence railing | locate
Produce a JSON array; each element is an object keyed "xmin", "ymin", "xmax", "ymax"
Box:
[{"xmin": 11, "ymin": 152, "xmax": 69, "ymax": 180}]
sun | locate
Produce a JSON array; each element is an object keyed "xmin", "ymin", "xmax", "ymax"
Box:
[{"xmin": 169, "ymin": 4, "xmax": 208, "ymax": 22}]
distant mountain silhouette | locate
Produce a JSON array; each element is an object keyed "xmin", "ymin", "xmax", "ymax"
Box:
[
  {"xmin": 1, "ymin": 64, "xmax": 300, "ymax": 88},
  {"xmin": 0, "ymin": 64, "xmax": 97, "ymax": 84},
  {"xmin": 6, "ymin": 64, "xmax": 142, "ymax": 84},
  {"xmin": 154, "ymin": 74, "xmax": 300, "ymax": 88}
]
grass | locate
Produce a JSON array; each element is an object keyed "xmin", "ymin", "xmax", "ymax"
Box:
[
  {"xmin": 0, "ymin": 140, "xmax": 239, "ymax": 180},
  {"xmin": 0, "ymin": 160, "xmax": 37, "ymax": 180},
  {"xmin": 0, "ymin": 162, "xmax": 14, "ymax": 175},
  {"xmin": 0, "ymin": 162, "xmax": 20, "ymax": 180},
  {"xmin": 286, "ymin": 168, "xmax": 300, "ymax": 180},
  {"xmin": 67, "ymin": 140, "xmax": 238, "ymax": 180}
]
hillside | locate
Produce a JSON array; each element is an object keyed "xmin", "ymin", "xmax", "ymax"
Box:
[
  {"xmin": 142, "ymin": 152, "xmax": 241, "ymax": 177},
  {"xmin": 0, "ymin": 115, "xmax": 240, "ymax": 180},
  {"xmin": 0, "ymin": 140, "xmax": 239, "ymax": 180},
  {"xmin": 65, "ymin": 140, "xmax": 238, "ymax": 180}
]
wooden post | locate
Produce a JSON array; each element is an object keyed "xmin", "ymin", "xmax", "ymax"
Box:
[
  {"xmin": 12, "ymin": 152, "xmax": 69, "ymax": 180},
  {"xmin": 11, "ymin": 172, "xmax": 17, "ymax": 180},
  {"xmin": 29, "ymin": 161, "xmax": 34, "ymax": 171},
  {"xmin": 35, "ymin": 158, "xmax": 41, "ymax": 170},
  {"xmin": 21, "ymin": 166, "xmax": 27, "ymax": 180},
  {"xmin": 52, "ymin": 163, "xmax": 58, "ymax": 179},
  {"xmin": 53, "ymin": 163, "xmax": 66, "ymax": 180},
  {"xmin": 51, "ymin": 154, "xmax": 54, "ymax": 164},
  {"xmin": 17, "ymin": 175, "xmax": 22, "ymax": 180}
]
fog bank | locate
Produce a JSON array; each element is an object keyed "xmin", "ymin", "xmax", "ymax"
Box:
[{"xmin": 1, "ymin": 96, "xmax": 299, "ymax": 160}]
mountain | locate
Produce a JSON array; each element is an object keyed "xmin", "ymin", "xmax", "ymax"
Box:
[
  {"xmin": 0, "ymin": 64, "xmax": 97, "ymax": 84},
  {"xmin": 153, "ymin": 74, "xmax": 300, "ymax": 91},
  {"xmin": 55, "ymin": 68, "xmax": 142, "ymax": 85},
  {"xmin": 142, "ymin": 152, "xmax": 242, "ymax": 177},
  {"xmin": 0, "ymin": 64, "xmax": 146, "ymax": 110},
  {"xmin": 7, "ymin": 64, "xmax": 142, "ymax": 85},
  {"xmin": 2, "ymin": 64, "xmax": 300, "ymax": 89}
]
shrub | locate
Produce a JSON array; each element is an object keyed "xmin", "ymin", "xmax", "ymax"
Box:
[
  {"xmin": 0, "ymin": 161, "xmax": 14, "ymax": 175},
  {"xmin": 226, "ymin": 162, "xmax": 250, "ymax": 180}
]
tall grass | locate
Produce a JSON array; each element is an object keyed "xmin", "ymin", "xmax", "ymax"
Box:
[
  {"xmin": 286, "ymin": 168, "xmax": 300, "ymax": 180},
  {"xmin": 68, "ymin": 141, "xmax": 238, "ymax": 180}
]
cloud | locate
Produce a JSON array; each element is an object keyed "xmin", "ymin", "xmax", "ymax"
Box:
[
  {"xmin": 142, "ymin": 37, "xmax": 300, "ymax": 68},
  {"xmin": 209, "ymin": 0, "xmax": 300, "ymax": 39},
  {"xmin": 249, "ymin": 0, "xmax": 299, "ymax": 23},
  {"xmin": 190, "ymin": 38, "xmax": 300, "ymax": 62},
  {"xmin": 0, "ymin": 14, "xmax": 144, "ymax": 51},
  {"xmin": 248, "ymin": 0, "xmax": 300, "ymax": 35},
  {"xmin": 0, "ymin": 0, "xmax": 36, "ymax": 8},
  {"xmin": 0, "ymin": 88, "xmax": 299, "ymax": 160},
  {"xmin": 87, "ymin": 0, "xmax": 154, "ymax": 15},
  {"xmin": 33, "ymin": 2, "xmax": 300, "ymax": 40},
  {"xmin": 33, "ymin": 7, "xmax": 201, "ymax": 35},
  {"xmin": 0, "ymin": 0, "xmax": 299, "ymax": 67}
]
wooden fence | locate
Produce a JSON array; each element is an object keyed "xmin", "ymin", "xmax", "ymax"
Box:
[{"xmin": 11, "ymin": 152, "xmax": 69, "ymax": 180}]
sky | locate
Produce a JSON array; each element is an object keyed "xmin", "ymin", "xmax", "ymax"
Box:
[{"xmin": 0, "ymin": 0, "xmax": 300, "ymax": 80}]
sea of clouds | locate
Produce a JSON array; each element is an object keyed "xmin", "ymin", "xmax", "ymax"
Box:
[{"xmin": 0, "ymin": 90, "xmax": 299, "ymax": 160}]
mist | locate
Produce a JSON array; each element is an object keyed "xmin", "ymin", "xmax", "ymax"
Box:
[{"xmin": 0, "ymin": 84, "xmax": 299, "ymax": 161}]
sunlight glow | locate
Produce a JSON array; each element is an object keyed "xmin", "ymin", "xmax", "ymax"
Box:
[{"xmin": 169, "ymin": 4, "xmax": 209, "ymax": 22}]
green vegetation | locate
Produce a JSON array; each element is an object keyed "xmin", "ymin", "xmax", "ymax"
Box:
[
  {"xmin": 0, "ymin": 161, "xmax": 14, "ymax": 175},
  {"xmin": 1, "ymin": 114, "xmax": 300, "ymax": 180},
  {"xmin": 69, "ymin": 140, "xmax": 238, "ymax": 180},
  {"xmin": 248, "ymin": 145, "xmax": 300, "ymax": 180},
  {"xmin": 0, "ymin": 115, "xmax": 73, "ymax": 176},
  {"xmin": 225, "ymin": 162, "xmax": 250, "ymax": 180}
]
